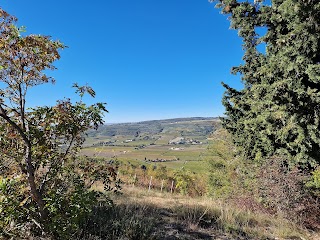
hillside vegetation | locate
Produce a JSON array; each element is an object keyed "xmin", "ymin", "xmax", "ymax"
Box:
[
  {"xmin": 81, "ymin": 118, "xmax": 219, "ymax": 175},
  {"xmin": 86, "ymin": 117, "xmax": 219, "ymax": 140}
]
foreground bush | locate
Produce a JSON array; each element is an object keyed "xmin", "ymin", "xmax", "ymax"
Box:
[
  {"xmin": 0, "ymin": 8, "xmax": 119, "ymax": 238},
  {"xmin": 258, "ymin": 157, "xmax": 320, "ymax": 230}
]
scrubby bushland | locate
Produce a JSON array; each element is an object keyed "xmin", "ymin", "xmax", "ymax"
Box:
[{"xmin": 257, "ymin": 157, "xmax": 320, "ymax": 229}]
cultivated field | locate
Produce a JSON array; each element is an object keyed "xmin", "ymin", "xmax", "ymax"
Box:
[{"xmin": 81, "ymin": 117, "xmax": 219, "ymax": 174}]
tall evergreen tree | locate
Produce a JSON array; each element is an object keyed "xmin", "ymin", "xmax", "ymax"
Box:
[{"xmin": 212, "ymin": 0, "xmax": 320, "ymax": 169}]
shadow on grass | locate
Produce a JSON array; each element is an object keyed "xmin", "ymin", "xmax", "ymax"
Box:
[{"xmin": 76, "ymin": 201, "xmax": 273, "ymax": 240}]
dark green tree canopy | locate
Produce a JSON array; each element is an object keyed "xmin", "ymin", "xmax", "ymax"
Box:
[{"xmin": 212, "ymin": 0, "xmax": 320, "ymax": 169}]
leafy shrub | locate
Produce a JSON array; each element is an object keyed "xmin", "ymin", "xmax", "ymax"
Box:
[
  {"xmin": 207, "ymin": 128, "xmax": 241, "ymax": 198},
  {"xmin": 306, "ymin": 168, "xmax": 320, "ymax": 197},
  {"xmin": 173, "ymin": 167, "xmax": 205, "ymax": 196},
  {"xmin": 154, "ymin": 166, "xmax": 168, "ymax": 180},
  {"xmin": 0, "ymin": 177, "xmax": 31, "ymax": 238},
  {"xmin": 173, "ymin": 167, "xmax": 194, "ymax": 195},
  {"xmin": 44, "ymin": 176, "xmax": 108, "ymax": 239},
  {"xmin": 0, "ymin": 162, "xmax": 118, "ymax": 239},
  {"xmin": 257, "ymin": 156, "xmax": 320, "ymax": 229},
  {"xmin": 0, "ymin": 7, "xmax": 118, "ymax": 238}
]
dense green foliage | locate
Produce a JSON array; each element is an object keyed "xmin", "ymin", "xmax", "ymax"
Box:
[
  {"xmin": 207, "ymin": 128, "xmax": 239, "ymax": 197},
  {"xmin": 211, "ymin": 0, "xmax": 320, "ymax": 229},
  {"xmin": 213, "ymin": 0, "xmax": 320, "ymax": 169}
]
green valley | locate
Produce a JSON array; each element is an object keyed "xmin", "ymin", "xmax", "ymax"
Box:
[{"xmin": 82, "ymin": 117, "xmax": 220, "ymax": 173}]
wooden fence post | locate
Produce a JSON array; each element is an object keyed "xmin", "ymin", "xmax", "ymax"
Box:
[
  {"xmin": 161, "ymin": 179, "xmax": 164, "ymax": 192},
  {"xmin": 148, "ymin": 176, "xmax": 153, "ymax": 191},
  {"xmin": 170, "ymin": 180, "xmax": 174, "ymax": 194},
  {"xmin": 133, "ymin": 174, "xmax": 137, "ymax": 187}
]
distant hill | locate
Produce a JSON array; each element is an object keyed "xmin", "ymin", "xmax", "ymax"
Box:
[
  {"xmin": 87, "ymin": 117, "xmax": 220, "ymax": 138},
  {"xmin": 82, "ymin": 117, "xmax": 221, "ymax": 170}
]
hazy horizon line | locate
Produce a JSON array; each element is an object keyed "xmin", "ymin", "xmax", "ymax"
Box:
[{"xmin": 104, "ymin": 116, "xmax": 221, "ymax": 125}]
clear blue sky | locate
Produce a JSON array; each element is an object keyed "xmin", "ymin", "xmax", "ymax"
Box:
[{"xmin": 1, "ymin": 0, "xmax": 244, "ymax": 123}]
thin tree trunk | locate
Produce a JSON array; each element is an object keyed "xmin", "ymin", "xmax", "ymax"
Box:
[
  {"xmin": 26, "ymin": 147, "xmax": 48, "ymax": 222},
  {"xmin": 0, "ymin": 105, "xmax": 48, "ymax": 222}
]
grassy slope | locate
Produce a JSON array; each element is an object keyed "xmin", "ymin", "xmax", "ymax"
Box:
[
  {"xmin": 101, "ymin": 186, "xmax": 315, "ymax": 240},
  {"xmin": 82, "ymin": 118, "xmax": 319, "ymax": 239}
]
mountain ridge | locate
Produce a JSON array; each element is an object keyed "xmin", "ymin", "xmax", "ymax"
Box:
[
  {"xmin": 105, "ymin": 117, "xmax": 219, "ymax": 126},
  {"xmin": 88, "ymin": 117, "xmax": 220, "ymax": 138}
]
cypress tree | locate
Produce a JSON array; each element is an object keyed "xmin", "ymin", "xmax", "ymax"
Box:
[{"xmin": 212, "ymin": 0, "xmax": 320, "ymax": 169}]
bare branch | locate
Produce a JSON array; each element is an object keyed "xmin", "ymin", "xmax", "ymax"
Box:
[{"xmin": 0, "ymin": 103, "xmax": 30, "ymax": 148}]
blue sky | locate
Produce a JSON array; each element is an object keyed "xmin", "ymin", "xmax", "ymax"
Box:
[{"xmin": 1, "ymin": 0, "xmax": 244, "ymax": 123}]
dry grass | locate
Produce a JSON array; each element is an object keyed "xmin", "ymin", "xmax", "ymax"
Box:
[{"xmin": 109, "ymin": 186, "xmax": 318, "ymax": 240}]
